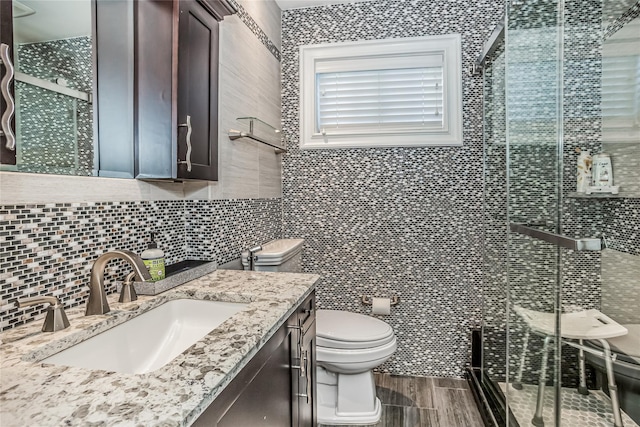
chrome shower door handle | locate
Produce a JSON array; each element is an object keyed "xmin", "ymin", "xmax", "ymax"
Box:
[
  {"xmin": 0, "ymin": 43, "xmax": 16, "ymax": 151},
  {"xmin": 509, "ymin": 223, "xmax": 602, "ymax": 251},
  {"xmin": 178, "ymin": 115, "xmax": 192, "ymax": 172}
]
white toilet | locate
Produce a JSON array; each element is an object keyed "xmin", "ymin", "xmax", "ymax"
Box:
[
  {"xmin": 248, "ymin": 239, "xmax": 397, "ymax": 425},
  {"xmin": 315, "ymin": 309, "xmax": 397, "ymax": 425}
]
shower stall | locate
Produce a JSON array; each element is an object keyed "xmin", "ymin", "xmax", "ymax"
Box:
[
  {"xmin": 4, "ymin": 32, "xmax": 94, "ymax": 176},
  {"xmin": 471, "ymin": 0, "xmax": 640, "ymax": 426}
]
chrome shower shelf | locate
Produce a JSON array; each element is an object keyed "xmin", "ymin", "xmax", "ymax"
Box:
[{"xmin": 228, "ymin": 116, "xmax": 287, "ymax": 153}]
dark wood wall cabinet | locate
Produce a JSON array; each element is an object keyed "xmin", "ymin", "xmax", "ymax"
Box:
[
  {"xmin": 96, "ymin": 0, "xmax": 235, "ymax": 181},
  {"xmin": 194, "ymin": 292, "xmax": 317, "ymax": 427}
]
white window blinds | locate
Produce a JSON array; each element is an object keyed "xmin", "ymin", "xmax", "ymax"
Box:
[
  {"xmin": 299, "ymin": 34, "xmax": 463, "ymax": 148},
  {"xmin": 316, "ymin": 66, "xmax": 445, "ymax": 133},
  {"xmin": 602, "ymin": 55, "xmax": 640, "ymax": 120}
]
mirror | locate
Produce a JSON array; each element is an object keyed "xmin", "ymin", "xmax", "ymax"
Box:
[
  {"xmin": 601, "ymin": 8, "xmax": 640, "ymax": 196},
  {"xmin": 7, "ymin": 0, "xmax": 95, "ymax": 176}
]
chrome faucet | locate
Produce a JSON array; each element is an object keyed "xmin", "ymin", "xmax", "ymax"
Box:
[
  {"xmin": 246, "ymin": 245, "xmax": 263, "ymax": 271},
  {"xmin": 17, "ymin": 296, "xmax": 70, "ymax": 332},
  {"xmin": 86, "ymin": 250, "xmax": 152, "ymax": 316}
]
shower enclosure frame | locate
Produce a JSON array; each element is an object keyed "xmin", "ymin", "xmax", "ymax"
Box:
[{"xmin": 468, "ymin": 1, "xmax": 569, "ymax": 425}]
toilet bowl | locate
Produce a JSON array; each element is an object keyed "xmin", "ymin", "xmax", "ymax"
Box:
[
  {"xmin": 245, "ymin": 239, "xmax": 397, "ymax": 425},
  {"xmin": 316, "ymin": 309, "xmax": 397, "ymax": 425}
]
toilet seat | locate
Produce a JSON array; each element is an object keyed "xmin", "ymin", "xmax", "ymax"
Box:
[
  {"xmin": 317, "ymin": 337, "xmax": 397, "ymax": 366},
  {"xmin": 316, "ymin": 309, "xmax": 394, "ymax": 349},
  {"xmin": 317, "ymin": 333, "xmax": 396, "ymax": 349}
]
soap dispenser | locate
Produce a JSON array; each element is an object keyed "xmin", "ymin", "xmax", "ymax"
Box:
[{"xmin": 141, "ymin": 232, "xmax": 165, "ymax": 282}]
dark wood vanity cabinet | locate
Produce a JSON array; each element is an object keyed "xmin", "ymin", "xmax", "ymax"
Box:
[
  {"xmin": 194, "ymin": 292, "xmax": 317, "ymax": 427},
  {"xmin": 96, "ymin": 0, "xmax": 234, "ymax": 180}
]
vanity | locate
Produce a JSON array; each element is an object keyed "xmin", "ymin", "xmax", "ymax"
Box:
[{"xmin": 0, "ymin": 270, "xmax": 319, "ymax": 426}]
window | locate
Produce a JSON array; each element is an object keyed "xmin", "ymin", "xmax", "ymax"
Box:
[{"xmin": 299, "ymin": 34, "xmax": 463, "ymax": 149}]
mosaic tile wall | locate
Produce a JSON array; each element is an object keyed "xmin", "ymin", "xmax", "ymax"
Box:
[
  {"xmin": 603, "ymin": 0, "xmax": 640, "ymax": 39},
  {"xmin": 15, "ymin": 37, "xmax": 94, "ymax": 176},
  {"xmin": 602, "ymin": 199, "xmax": 640, "ymax": 255},
  {"xmin": 0, "ymin": 199, "xmax": 282, "ymax": 331},
  {"xmin": 281, "ymin": 0, "xmax": 504, "ymax": 377},
  {"xmin": 185, "ymin": 199, "xmax": 283, "ymax": 264}
]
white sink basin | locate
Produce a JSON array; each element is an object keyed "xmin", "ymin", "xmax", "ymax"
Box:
[{"xmin": 43, "ymin": 299, "xmax": 247, "ymax": 374}]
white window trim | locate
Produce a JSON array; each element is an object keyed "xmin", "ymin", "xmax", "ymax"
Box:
[{"xmin": 299, "ymin": 34, "xmax": 463, "ymax": 149}]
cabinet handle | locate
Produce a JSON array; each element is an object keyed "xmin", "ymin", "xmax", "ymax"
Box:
[
  {"xmin": 292, "ymin": 359, "xmax": 305, "ymax": 376},
  {"xmin": 299, "ymin": 349, "xmax": 310, "ymax": 403},
  {"xmin": 178, "ymin": 115, "xmax": 192, "ymax": 172},
  {"xmin": 289, "ymin": 321, "xmax": 306, "ymax": 378},
  {"xmin": 0, "ymin": 43, "xmax": 16, "ymax": 151},
  {"xmin": 299, "ymin": 346, "xmax": 306, "ymax": 377}
]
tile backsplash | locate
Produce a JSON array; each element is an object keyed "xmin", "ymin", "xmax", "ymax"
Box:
[{"xmin": 0, "ymin": 199, "xmax": 281, "ymax": 330}]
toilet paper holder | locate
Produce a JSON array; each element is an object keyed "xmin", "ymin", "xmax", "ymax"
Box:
[{"xmin": 361, "ymin": 295, "xmax": 400, "ymax": 306}]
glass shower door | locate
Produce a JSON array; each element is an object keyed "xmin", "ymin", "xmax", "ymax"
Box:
[
  {"xmin": 15, "ymin": 82, "xmax": 82, "ymax": 175},
  {"xmin": 480, "ymin": 0, "xmax": 566, "ymax": 425},
  {"xmin": 503, "ymin": 1, "xmax": 564, "ymax": 426}
]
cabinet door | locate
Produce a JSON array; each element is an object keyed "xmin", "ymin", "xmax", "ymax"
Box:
[
  {"xmin": 177, "ymin": 0, "xmax": 219, "ymax": 181},
  {"xmin": 297, "ymin": 294, "xmax": 317, "ymax": 427},
  {"xmin": 193, "ymin": 315, "xmax": 296, "ymax": 426},
  {"xmin": 0, "ymin": 0, "xmax": 16, "ymax": 165},
  {"xmin": 132, "ymin": 0, "xmax": 175, "ymax": 179},
  {"xmin": 297, "ymin": 320, "xmax": 316, "ymax": 426}
]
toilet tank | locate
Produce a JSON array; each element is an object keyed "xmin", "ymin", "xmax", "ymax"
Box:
[{"xmin": 242, "ymin": 239, "xmax": 305, "ymax": 272}]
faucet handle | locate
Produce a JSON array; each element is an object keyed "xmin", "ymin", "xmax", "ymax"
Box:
[
  {"xmin": 247, "ymin": 245, "xmax": 263, "ymax": 253},
  {"xmin": 119, "ymin": 271, "xmax": 138, "ymax": 303},
  {"xmin": 244, "ymin": 245, "xmax": 263, "ymax": 271},
  {"xmin": 17, "ymin": 296, "xmax": 70, "ymax": 332}
]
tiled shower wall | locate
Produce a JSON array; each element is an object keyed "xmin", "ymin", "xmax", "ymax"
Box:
[
  {"xmin": 0, "ymin": 199, "xmax": 282, "ymax": 330},
  {"xmin": 281, "ymin": 0, "xmax": 504, "ymax": 377}
]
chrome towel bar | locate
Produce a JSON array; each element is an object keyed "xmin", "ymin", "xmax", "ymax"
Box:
[
  {"xmin": 509, "ymin": 223, "xmax": 602, "ymax": 251},
  {"xmin": 229, "ymin": 129, "xmax": 287, "ymax": 153},
  {"xmin": 229, "ymin": 116, "xmax": 288, "ymax": 153}
]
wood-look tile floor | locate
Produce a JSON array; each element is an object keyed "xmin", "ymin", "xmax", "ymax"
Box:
[{"xmin": 319, "ymin": 373, "xmax": 485, "ymax": 427}]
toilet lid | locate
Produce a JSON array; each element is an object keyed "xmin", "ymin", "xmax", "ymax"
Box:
[
  {"xmin": 253, "ymin": 239, "xmax": 304, "ymax": 265},
  {"xmin": 316, "ymin": 310, "xmax": 394, "ymax": 349}
]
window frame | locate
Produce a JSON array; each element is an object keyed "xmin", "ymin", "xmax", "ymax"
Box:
[{"xmin": 299, "ymin": 34, "xmax": 463, "ymax": 149}]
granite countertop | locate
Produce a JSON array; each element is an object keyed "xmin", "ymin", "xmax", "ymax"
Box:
[{"xmin": 0, "ymin": 270, "xmax": 319, "ymax": 426}]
